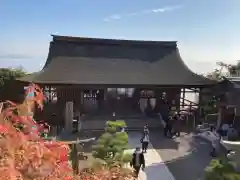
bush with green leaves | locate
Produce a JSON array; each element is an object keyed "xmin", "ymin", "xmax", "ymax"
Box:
[
  {"xmin": 92, "ymin": 120, "xmax": 131, "ymax": 166},
  {"xmin": 205, "ymin": 159, "xmax": 240, "ymax": 180}
]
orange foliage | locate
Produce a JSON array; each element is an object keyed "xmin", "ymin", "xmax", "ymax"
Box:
[
  {"xmin": 0, "ymin": 84, "xmax": 135, "ymax": 180},
  {"xmin": 0, "ymin": 84, "xmax": 77, "ymax": 180},
  {"xmin": 79, "ymin": 166, "xmax": 135, "ymax": 180}
]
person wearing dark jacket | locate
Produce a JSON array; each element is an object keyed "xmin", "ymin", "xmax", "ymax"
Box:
[{"xmin": 130, "ymin": 147, "xmax": 145, "ymax": 177}]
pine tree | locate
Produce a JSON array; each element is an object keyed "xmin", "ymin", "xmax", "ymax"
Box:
[{"xmin": 92, "ymin": 120, "xmax": 131, "ymax": 166}]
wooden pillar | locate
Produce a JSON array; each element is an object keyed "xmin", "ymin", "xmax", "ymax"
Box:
[
  {"xmin": 65, "ymin": 101, "xmax": 73, "ymax": 132},
  {"xmin": 103, "ymin": 88, "xmax": 107, "ymax": 101},
  {"xmin": 217, "ymin": 107, "xmax": 223, "ymax": 130},
  {"xmin": 49, "ymin": 86, "xmax": 52, "ymax": 102},
  {"xmin": 198, "ymin": 88, "xmax": 203, "ymax": 118},
  {"xmin": 216, "ymin": 93, "xmax": 226, "ymax": 130},
  {"xmin": 154, "ymin": 88, "xmax": 162, "ymax": 113},
  {"xmin": 193, "ymin": 88, "xmax": 203, "ymax": 128},
  {"xmin": 182, "ymin": 88, "xmax": 186, "ymax": 109},
  {"xmin": 175, "ymin": 88, "xmax": 181, "ymax": 111},
  {"xmin": 80, "ymin": 91, "xmax": 84, "ymax": 105}
]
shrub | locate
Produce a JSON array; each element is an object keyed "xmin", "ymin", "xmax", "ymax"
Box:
[
  {"xmin": 92, "ymin": 120, "xmax": 131, "ymax": 166},
  {"xmin": 204, "ymin": 159, "xmax": 240, "ymax": 180}
]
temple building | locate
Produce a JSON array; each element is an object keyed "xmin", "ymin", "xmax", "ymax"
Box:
[{"xmin": 17, "ymin": 35, "xmax": 216, "ymax": 131}]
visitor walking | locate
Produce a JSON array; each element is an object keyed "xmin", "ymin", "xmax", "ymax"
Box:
[
  {"xmin": 130, "ymin": 147, "xmax": 145, "ymax": 178},
  {"xmin": 141, "ymin": 131, "xmax": 150, "ymax": 153}
]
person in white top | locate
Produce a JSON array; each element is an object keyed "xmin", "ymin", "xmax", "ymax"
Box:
[
  {"xmin": 141, "ymin": 130, "xmax": 150, "ymax": 153},
  {"xmin": 143, "ymin": 125, "xmax": 149, "ymax": 135}
]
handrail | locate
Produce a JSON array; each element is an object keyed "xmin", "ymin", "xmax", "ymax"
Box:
[
  {"xmin": 180, "ymin": 97, "xmax": 198, "ymax": 106},
  {"xmin": 60, "ymin": 137, "xmax": 96, "ymax": 145},
  {"xmin": 204, "ymin": 113, "xmax": 218, "ymax": 122},
  {"xmin": 45, "ymin": 137, "xmax": 96, "ymax": 144}
]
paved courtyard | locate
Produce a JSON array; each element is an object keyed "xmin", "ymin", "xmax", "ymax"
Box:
[
  {"xmin": 149, "ymin": 130, "xmax": 214, "ymax": 180},
  {"xmin": 71, "ymin": 129, "xmax": 216, "ymax": 179},
  {"xmin": 127, "ymin": 132, "xmax": 176, "ymax": 180},
  {"xmin": 127, "ymin": 130, "xmax": 215, "ymax": 180}
]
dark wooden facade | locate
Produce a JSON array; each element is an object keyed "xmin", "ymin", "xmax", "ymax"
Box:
[
  {"xmin": 36, "ymin": 86, "xmax": 182, "ymax": 119},
  {"xmin": 0, "ymin": 80, "xmax": 27, "ymax": 103}
]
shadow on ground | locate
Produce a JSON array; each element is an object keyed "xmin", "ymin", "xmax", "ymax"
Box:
[
  {"xmin": 149, "ymin": 129, "xmax": 180, "ymax": 150},
  {"xmin": 144, "ymin": 147, "xmax": 211, "ymax": 180},
  {"xmin": 149, "ymin": 130, "xmax": 219, "ymax": 180}
]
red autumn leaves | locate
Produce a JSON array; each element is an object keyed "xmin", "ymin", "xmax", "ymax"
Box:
[
  {"xmin": 0, "ymin": 84, "xmax": 135, "ymax": 180},
  {"xmin": 0, "ymin": 84, "xmax": 76, "ymax": 180}
]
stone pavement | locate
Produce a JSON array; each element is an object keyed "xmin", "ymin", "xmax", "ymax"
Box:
[
  {"xmin": 127, "ymin": 130, "xmax": 222, "ymax": 180},
  {"xmin": 126, "ymin": 132, "xmax": 176, "ymax": 180},
  {"xmin": 150, "ymin": 131, "xmax": 215, "ymax": 180}
]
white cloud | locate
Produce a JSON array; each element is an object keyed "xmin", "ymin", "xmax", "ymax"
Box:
[
  {"xmin": 128, "ymin": 12, "xmax": 138, "ymax": 16},
  {"xmin": 103, "ymin": 14, "xmax": 122, "ymax": 22},
  {"xmin": 103, "ymin": 5, "xmax": 183, "ymax": 22}
]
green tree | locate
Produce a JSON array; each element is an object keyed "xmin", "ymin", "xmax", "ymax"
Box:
[
  {"xmin": 0, "ymin": 67, "xmax": 27, "ymax": 88},
  {"xmin": 92, "ymin": 120, "xmax": 131, "ymax": 166}
]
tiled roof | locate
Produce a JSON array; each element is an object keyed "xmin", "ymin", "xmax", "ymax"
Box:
[{"xmin": 18, "ymin": 35, "xmax": 215, "ymax": 86}]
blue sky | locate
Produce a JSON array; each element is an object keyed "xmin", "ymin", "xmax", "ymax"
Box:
[{"xmin": 0, "ymin": 0, "xmax": 240, "ymax": 74}]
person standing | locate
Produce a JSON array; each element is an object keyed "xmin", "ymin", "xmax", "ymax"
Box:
[
  {"xmin": 164, "ymin": 118, "xmax": 173, "ymax": 138},
  {"xmin": 141, "ymin": 131, "xmax": 150, "ymax": 153},
  {"xmin": 220, "ymin": 123, "xmax": 230, "ymax": 137},
  {"xmin": 172, "ymin": 111, "xmax": 181, "ymax": 137},
  {"xmin": 143, "ymin": 125, "xmax": 149, "ymax": 135},
  {"xmin": 130, "ymin": 147, "xmax": 145, "ymax": 178}
]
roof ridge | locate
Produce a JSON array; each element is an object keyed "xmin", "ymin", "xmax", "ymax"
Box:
[{"xmin": 51, "ymin": 34, "xmax": 177, "ymax": 47}]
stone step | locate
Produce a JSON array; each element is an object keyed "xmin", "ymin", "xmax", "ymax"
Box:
[{"xmin": 81, "ymin": 118, "xmax": 163, "ymax": 130}]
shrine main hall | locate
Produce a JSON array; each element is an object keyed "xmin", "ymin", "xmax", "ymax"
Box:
[{"xmin": 17, "ymin": 35, "xmax": 215, "ymax": 130}]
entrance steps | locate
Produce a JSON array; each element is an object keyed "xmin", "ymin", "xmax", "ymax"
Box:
[{"xmin": 80, "ymin": 117, "xmax": 164, "ymax": 131}]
